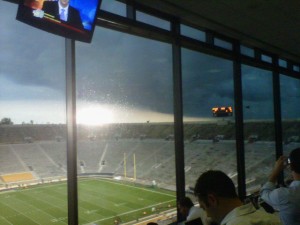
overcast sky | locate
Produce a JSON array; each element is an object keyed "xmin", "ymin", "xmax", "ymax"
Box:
[{"xmin": 0, "ymin": 0, "xmax": 299, "ymax": 125}]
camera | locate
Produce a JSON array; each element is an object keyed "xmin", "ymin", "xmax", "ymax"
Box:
[{"xmin": 284, "ymin": 158, "xmax": 291, "ymax": 166}]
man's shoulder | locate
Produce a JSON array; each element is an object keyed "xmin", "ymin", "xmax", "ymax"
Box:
[
  {"xmin": 236, "ymin": 208, "xmax": 280, "ymax": 224},
  {"xmin": 187, "ymin": 206, "xmax": 205, "ymax": 223},
  {"xmin": 189, "ymin": 206, "xmax": 202, "ymax": 217},
  {"xmin": 226, "ymin": 214, "xmax": 281, "ymax": 225},
  {"xmin": 222, "ymin": 204, "xmax": 281, "ymax": 225}
]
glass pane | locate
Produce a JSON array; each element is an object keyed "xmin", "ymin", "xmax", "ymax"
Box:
[
  {"xmin": 293, "ymin": 65, "xmax": 300, "ymax": 72},
  {"xmin": 241, "ymin": 45, "xmax": 254, "ymax": 58},
  {"xmin": 0, "ymin": 1, "xmax": 67, "ymax": 225},
  {"xmin": 214, "ymin": 38, "xmax": 232, "ymax": 50},
  {"xmin": 76, "ymin": 27, "xmax": 175, "ymax": 224},
  {"xmin": 242, "ymin": 65, "xmax": 275, "ymax": 194},
  {"xmin": 182, "ymin": 49, "xmax": 236, "ymax": 190},
  {"xmin": 100, "ymin": 0, "xmax": 126, "ymax": 17},
  {"xmin": 279, "ymin": 59, "xmax": 287, "ymax": 68},
  {"xmin": 136, "ymin": 11, "xmax": 170, "ymax": 30},
  {"xmin": 261, "ymin": 54, "xmax": 272, "ymax": 63},
  {"xmin": 281, "ymin": 75, "xmax": 300, "ymax": 164},
  {"xmin": 180, "ymin": 24, "xmax": 205, "ymax": 42}
]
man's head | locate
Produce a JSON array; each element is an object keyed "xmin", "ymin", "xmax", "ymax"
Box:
[
  {"xmin": 178, "ymin": 197, "xmax": 194, "ymax": 218},
  {"xmin": 289, "ymin": 148, "xmax": 300, "ymax": 174},
  {"xmin": 59, "ymin": 0, "xmax": 70, "ymax": 8},
  {"xmin": 194, "ymin": 170, "xmax": 241, "ymax": 223}
]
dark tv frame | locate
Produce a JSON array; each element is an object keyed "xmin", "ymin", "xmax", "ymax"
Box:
[{"xmin": 16, "ymin": 0, "xmax": 101, "ymax": 43}]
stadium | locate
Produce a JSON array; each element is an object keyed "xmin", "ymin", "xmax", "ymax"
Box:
[
  {"xmin": 1, "ymin": 120, "xmax": 299, "ymax": 224},
  {"xmin": 2, "ymin": 0, "xmax": 300, "ymax": 224}
]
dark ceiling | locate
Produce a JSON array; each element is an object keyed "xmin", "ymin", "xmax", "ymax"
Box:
[
  {"xmin": 6, "ymin": 0, "xmax": 300, "ymax": 62},
  {"xmin": 134, "ymin": 0, "xmax": 300, "ymax": 63}
]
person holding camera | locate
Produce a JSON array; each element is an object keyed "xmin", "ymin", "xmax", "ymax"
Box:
[{"xmin": 260, "ymin": 147, "xmax": 300, "ymax": 225}]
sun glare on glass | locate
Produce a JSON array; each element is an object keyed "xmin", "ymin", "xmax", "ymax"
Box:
[{"xmin": 77, "ymin": 106, "xmax": 114, "ymax": 125}]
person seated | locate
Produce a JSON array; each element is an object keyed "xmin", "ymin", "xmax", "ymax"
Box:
[
  {"xmin": 194, "ymin": 170, "xmax": 281, "ymax": 225},
  {"xmin": 178, "ymin": 197, "xmax": 204, "ymax": 221},
  {"xmin": 260, "ymin": 147, "xmax": 300, "ymax": 225}
]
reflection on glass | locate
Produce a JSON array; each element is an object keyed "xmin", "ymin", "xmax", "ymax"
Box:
[
  {"xmin": 0, "ymin": 1, "xmax": 67, "ymax": 224},
  {"xmin": 182, "ymin": 48, "xmax": 236, "ymax": 191},
  {"xmin": 76, "ymin": 27, "xmax": 176, "ymax": 224},
  {"xmin": 242, "ymin": 65, "xmax": 275, "ymax": 194}
]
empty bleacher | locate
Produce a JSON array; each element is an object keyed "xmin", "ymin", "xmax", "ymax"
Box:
[{"xmin": 0, "ymin": 122, "xmax": 299, "ymax": 191}]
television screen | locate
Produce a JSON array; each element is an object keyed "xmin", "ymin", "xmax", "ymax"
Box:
[{"xmin": 16, "ymin": 0, "xmax": 101, "ymax": 43}]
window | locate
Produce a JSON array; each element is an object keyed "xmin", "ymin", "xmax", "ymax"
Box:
[
  {"xmin": 76, "ymin": 27, "xmax": 175, "ymax": 224},
  {"xmin": 100, "ymin": 0, "xmax": 126, "ymax": 16},
  {"xmin": 279, "ymin": 59, "xmax": 287, "ymax": 68},
  {"xmin": 214, "ymin": 38, "xmax": 232, "ymax": 50},
  {"xmin": 2, "ymin": 0, "xmax": 300, "ymax": 223},
  {"xmin": 261, "ymin": 54, "xmax": 272, "ymax": 63},
  {"xmin": 293, "ymin": 65, "xmax": 300, "ymax": 72},
  {"xmin": 241, "ymin": 45, "xmax": 255, "ymax": 58},
  {"xmin": 180, "ymin": 24, "xmax": 206, "ymax": 42},
  {"xmin": 136, "ymin": 11, "xmax": 170, "ymax": 30},
  {"xmin": 242, "ymin": 65, "xmax": 275, "ymax": 193},
  {"xmin": 280, "ymin": 75, "xmax": 300, "ymax": 159},
  {"xmin": 0, "ymin": 1, "xmax": 67, "ymax": 224},
  {"xmin": 182, "ymin": 49, "xmax": 236, "ymax": 190}
]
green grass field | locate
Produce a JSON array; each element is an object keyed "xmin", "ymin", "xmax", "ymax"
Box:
[{"xmin": 0, "ymin": 178, "xmax": 176, "ymax": 225}]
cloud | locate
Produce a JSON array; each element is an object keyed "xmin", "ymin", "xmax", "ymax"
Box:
[
  {"xmin": 1, "ymin": 1, "xmax": 299, "ymax": 123},
  {"xmin": 241, "ymin": 65, "xmax": 273, "ymax": 103},
  {"xmin": 0, "ymin": 100, "xmax": 65, "ymax": 124},
  {"xmin": 76, "ymin": 28, "xmax": 173, "ymax": 113},
  {"xmin": 0, "ymin": 76, "xmax": 64, "ymax": 101},
  {"xmin": 0, "ymin": 1, "xmax": 65, "ymax": 92}
]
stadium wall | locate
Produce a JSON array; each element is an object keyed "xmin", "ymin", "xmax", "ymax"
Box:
[{"xmin": 0, "ymin": 120, "xmax": 299, "ymax": 144}]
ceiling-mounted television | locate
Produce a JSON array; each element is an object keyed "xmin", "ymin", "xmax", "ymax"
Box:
[{"xmin": 16, "ymin": 0, "xmax": 101, "ymax": 43}]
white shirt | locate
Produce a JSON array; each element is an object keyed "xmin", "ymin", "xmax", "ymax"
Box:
[
  {"xmin": 187, "ymin": 205, "xmax": 204, "ymax": 221},
  {"xmin": 184, "ymin": 206, "xmax": 210, "ymax": 225},
  {"xmin": 260, "ymin": 180, "xmax": 300, "ymax": 225},
  {"xmin": 220, "ymin": 203, "xmax": 281, "ymax": 225},
  {"xmin": 58, "ymin": 2, "xmax": 69, "ymax": 21}
]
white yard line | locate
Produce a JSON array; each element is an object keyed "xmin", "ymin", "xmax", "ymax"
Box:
[
  {"xmin": 99, "ymin": 179, "xmax": 176, "ymax": 198},
  {"xmin": 0, "ymin": 215, "xmax": 14, "ymax": 225},
  {"xmin": 83, "ymin": 199, "xmax": 175, "ymax": 225},
  {"xmin": 0, "ymin": 201, "xmax": 40, "ymax": 225},
  {"xmin": 7, "ymin": 194, "xmax": 68, "ymax": 225}
]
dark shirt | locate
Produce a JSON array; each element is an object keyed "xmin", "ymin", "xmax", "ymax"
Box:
[{"xmin": 42, "ymin": 1, "xmax": 83, "ymax": 29}]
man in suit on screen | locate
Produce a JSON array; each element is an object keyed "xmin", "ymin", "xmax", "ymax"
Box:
[{"xmin": 42, "ymin": 0, "xmax": 83, "ymax": 29}]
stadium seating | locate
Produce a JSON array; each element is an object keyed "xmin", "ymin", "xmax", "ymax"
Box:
[{"xmin": 0, "ymin": 123, "xmax": 299, "ymax": 192}]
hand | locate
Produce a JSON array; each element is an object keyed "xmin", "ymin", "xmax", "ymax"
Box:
[
  {"xmin": 32, "ymin": 9, "xmax": 45, "ymax": 18},
  {"xmin": 269, "ymin": 155, "xmax": 286, "ymax": 183}
]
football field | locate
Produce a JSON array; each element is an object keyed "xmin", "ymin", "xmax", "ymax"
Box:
[{"xmin": 0, "ymin": 178, "xmax": 176, "ymax": 225}]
